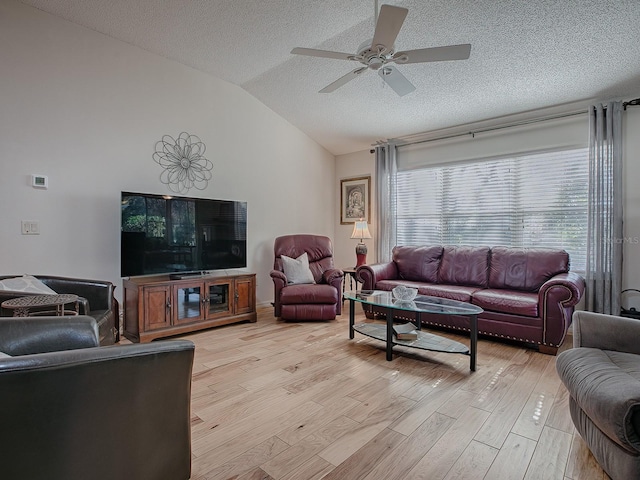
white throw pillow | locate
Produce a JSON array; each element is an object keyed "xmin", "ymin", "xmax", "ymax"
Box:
[
  {"xmin": 281, "ymin": 253, "xmax": 316, "ymax": 285},
  {"xmin": 0, "ymin": 351, "xmax": 11, "ymax": 358},
  {"xmin": 0, "ymin": 275, "xmax": 56, "ymax": 294}
]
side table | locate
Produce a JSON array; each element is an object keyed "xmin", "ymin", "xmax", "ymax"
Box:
[
  {"xmin": 1, "ymin": 294, "xmax": 79, "ymax": 317},
  {"xmin": 342, "ymin": 267, "xmax": 361, "ymax": 301}
]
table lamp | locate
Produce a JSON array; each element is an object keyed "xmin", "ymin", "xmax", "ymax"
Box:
[{"xmin": 351, "ymin": 220, "xmax": 372, "ymax": 268}]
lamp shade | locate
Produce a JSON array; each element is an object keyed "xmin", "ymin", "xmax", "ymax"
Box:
[{"xmin": 350, "ymin": 221, "xmax": 372, "ymax": 240}]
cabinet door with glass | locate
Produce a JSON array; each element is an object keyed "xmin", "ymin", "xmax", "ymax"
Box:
[
  {"xmin": 204, "ymin": 279, "xmax": 233, "ymax": 319},
  {"xmin": 173, "ymin": 282, "xmax": 204, "ymax": 324}
]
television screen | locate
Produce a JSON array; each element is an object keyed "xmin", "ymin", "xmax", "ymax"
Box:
[{"xmin": 121, "ymin": 191, "xmax": 247, "ymax": 277}]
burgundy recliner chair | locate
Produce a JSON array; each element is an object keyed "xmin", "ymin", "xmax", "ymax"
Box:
[{"xmin": 270, "ymin": 235, "xmax": 344, "ymax": 321}]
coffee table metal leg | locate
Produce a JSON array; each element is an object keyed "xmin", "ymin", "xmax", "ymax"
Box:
[
  {"xmin": 386, "ymin": 309, "xmax": 393, "ymax": 361},
  {"xmin": 470, "ymin": 314, "xmax": 478, "ymax": 371},
  {"xmin": 349, "ymin": 299, "xmax": 355, "ymax": 339}
]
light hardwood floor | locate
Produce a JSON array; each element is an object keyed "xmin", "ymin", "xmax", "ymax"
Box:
[{"xmin": 173, "ymin": 306, "xmax": 610, "ymax": 480}]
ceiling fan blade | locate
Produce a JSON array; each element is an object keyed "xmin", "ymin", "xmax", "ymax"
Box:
[
  {"xmin": 393, "ymin": 44, "xmax": 471, "ymax": 64},
  {"xmin": 291, "ymin": 47, "xmax": 354, "ymax": 61},
  {"xmin": 378, "ymin": 65, "xmax": 415, "ymax": 97},
  {"xmin": 319, "ymin": 67, "xmax": 367, "ymax": 93},
  {"xmin": 371, "ymin": 5, "xmax": 408, "ymax": 53}
]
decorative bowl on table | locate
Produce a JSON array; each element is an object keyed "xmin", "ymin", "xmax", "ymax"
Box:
[{"xmin": 391, "ymin": 285, "xmax": 418, "ymax": 301}]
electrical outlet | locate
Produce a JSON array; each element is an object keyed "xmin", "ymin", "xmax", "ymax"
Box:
[{"xmin": 21, "ymin": 221, "xmax": 40, "ymax": 235}]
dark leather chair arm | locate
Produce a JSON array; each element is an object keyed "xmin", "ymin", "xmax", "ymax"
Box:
[
  {"xmin": 357, "ymin": 262, "xmax": 398, "ymax": 290},
  {"xmin": 0, "ymin": 340, "xmax": 194, "ymax": 480},
  {"xmin": 322, "ymin": 268, "xmax": 343, "ymax": 285},
  {"xmin": 538, "ymin": 272, "xmax": 586, "ymax": 346},
  {"xmin": 40, "ymin": 276, "xmax": 114, "ymax": 312},
  {"xmin": 0, "ymin": 316, "xmax": 99, "ymax": 356}
]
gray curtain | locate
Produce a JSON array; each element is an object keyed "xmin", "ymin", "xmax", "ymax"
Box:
[
  {"xmin": 585, "ymin": 101, "xmax": 623, "ymax": 314},
  {"xmin": 375, "ymin": 143, "xmax": 397, "ymax": 263}
]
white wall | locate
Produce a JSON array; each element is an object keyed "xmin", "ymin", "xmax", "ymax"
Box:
[
  {"xmin": 334, "ymin": 150, "xmax": 376, "ymax": 270},
  {"xmin": 0, "ymin": 1, "xmax": 335, "ymax": 306}
]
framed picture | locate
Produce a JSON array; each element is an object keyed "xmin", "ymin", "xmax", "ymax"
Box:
[{"xmin": 340, "ymin": 176, "xmax": 371, "ymax": 224}]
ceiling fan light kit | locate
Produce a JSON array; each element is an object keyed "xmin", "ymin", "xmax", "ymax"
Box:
[{"xmin": 291, "ymin": 4, "xmax": 471, "ymax": 97}]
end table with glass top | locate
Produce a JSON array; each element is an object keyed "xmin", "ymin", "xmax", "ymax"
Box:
[
  {"xmin": 341, "ymin": 267, "xmax": 361, "ymax": 301},
  {"xmin": 344, "ymin": 290, "xmax": 483, "ymax": 371}
]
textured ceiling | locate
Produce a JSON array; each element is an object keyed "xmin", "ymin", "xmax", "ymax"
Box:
[{"xmin": 19, "ymin": 0, "xmax": 640, "ymax": 155}]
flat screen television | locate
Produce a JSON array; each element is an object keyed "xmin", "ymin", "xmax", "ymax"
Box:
[{"xmin": 121, "ymin": 191, "xmax": 247, "ymax": 277}]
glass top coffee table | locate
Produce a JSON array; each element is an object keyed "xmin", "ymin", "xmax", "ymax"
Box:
[{"xmin": 344, "ymin": 290, "xmax": 483, "ymax": 371}]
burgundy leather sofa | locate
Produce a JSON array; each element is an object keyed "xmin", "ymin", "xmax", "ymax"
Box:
[
  {"xmin": 357, "ymin": 245, "xmax": 585, "ymax": 354},
  {"xmin": 271, "ymin": 234, "xmax": 343, "ymax": 321}
]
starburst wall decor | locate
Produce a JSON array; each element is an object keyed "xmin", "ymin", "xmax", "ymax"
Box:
[{"xmin": 152, "ymin": 132, "xmax": 213, "ymax": 193}]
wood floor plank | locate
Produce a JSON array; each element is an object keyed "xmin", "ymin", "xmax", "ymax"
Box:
[
  {"xmin": 473, "ymin": 351, "xmax": 551, "ymax": 448},
  {"xmin": 321, "ymin": 427, "xmax": 407, "ymax": 480},
  {"xmin": 262, "ymin": 415, "xmax": 359, "ymax": 479},
  {"xmin": 277, "ymin": 455, "xmax": 334, "ymax": 480},
  {"xmin": 512, "ymin": 357, "xmax": 563, "ymax": 441},
  {"xmin": 565, "ymin": 432, "xmax": 607, "ymax": 480},
  {"xmin": 443, "ymin": 440, "xmax": 499, "ymax": 480},
  {"xmin": 363, "ymin": 412, "xmax": 456, "ymax": 480},
  {"xmin": 546, "ymin": 384, "xmax": 575, "ymax": 434},
  {"xmin": 191, "ymin": 435, "xmax": 288, "ymax": 480},
  {"xmin": 523, "ymin": 426, "xmax": 573, "ymax": 480},
  {"xmin": 483, "ymin": 433, "xmax": 538, "ymax": 480},
  {"xmin": 317, "ymin": 417, "xmax": 393, "ymax": 466},
  {"xmin": 403, "ymin": 406, "xmax": 491, "ymax": 480}
]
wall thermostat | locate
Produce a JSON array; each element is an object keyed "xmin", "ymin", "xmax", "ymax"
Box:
[{"xmin": 32, "ymin": 174, "xmax": 48, "ymax": 189}]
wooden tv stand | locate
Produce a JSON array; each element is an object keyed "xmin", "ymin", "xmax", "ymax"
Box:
[{"xmin": 123, "ymin": 272, "xmax": 256, "ymax": 343}]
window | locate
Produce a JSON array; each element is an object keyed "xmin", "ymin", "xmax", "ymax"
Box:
[{"xmin": 395, "ymin": 148, "xmax": 589, "ymax": 271}]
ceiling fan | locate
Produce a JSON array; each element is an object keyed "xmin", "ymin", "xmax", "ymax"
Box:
[{"xmin": 290, "ymin": 2, "xmax": 471, "ymax": 97}]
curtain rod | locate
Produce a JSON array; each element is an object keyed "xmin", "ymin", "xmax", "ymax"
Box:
[
  {"xmin": 388, "ymin": 97, "xmax": 640, "ymax": 149},
  {"xmin": 389, "ymin": 110, "xmax": 587, "ymax": 148},
  {"xmin": 624, "ymin": 98, "xmax": 640, "ymax": 109}
]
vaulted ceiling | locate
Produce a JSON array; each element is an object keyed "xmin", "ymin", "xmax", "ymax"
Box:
[{"xmin": 19, "ymin": 0, "xmax": 640, "ymax": 155}]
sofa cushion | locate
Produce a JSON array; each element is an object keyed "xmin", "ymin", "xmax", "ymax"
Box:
[
  {"xmin": 472, "ymin": 289, "xmax": 538, "ymax": 317},
  {"xmin": 393, "ymin": 245, "xmax": 443, "ymax": 283},
  {"xmin": 280, "ymin": 284, "xmax": 338, "ymax": 305},
  {"xmin": 556, "ymin": 347, "xmax": 640, "ymax": 454},
  {"xmin": 417, "ymin": 284, "xmax": 481, "ymax": 303},
  {"xmin": 438, "ymin": 246, "xmax": 490, "ymax": 287},
  {"xmin": 489, "ymin": 247, "xmax": 569, "ymax": 292}
]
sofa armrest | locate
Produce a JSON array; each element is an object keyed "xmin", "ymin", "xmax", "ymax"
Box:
[
  {"xmin": 0, "ymin": 340, "xmax": 194, "ymax": 480},
  {"xmin": 0, "ymin": 316, "xmax": 99, "ymax": 356},
  {"xmin": 357, "ymin": 262, "xmax": 398, "ymax": 290},
  {"xmin": 573, "ymin": 310, "xmax": 640, "ymax": 354},
  {"xmin": 539, "ymin": 272, "xmax": 585, "ymax": 308},
  {"xmin": 537, "ymin": 272, "xmax": 585, "ymax": 346}
]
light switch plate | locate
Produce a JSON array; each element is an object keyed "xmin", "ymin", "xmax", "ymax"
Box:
[{"xmin": 21, "ymin": 221, "xmax": 39, "ymax": 235}]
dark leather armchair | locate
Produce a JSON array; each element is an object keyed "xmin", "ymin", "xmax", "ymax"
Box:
[
  {"xmin": 0, "ymin": 316, "xmax": 194, "ymax": 480},
  {"xmin": 270, "ymin": 234, "xmax": 343, "ymax": 321},
  {"xmin": 0, "ymin": 274, "xmax": 119, "ymax": 345}
]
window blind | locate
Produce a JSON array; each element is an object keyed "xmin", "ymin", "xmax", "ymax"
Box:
[{"xmin": 395, "ymin": 148, "xmax": 589, "ymax": 271}]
